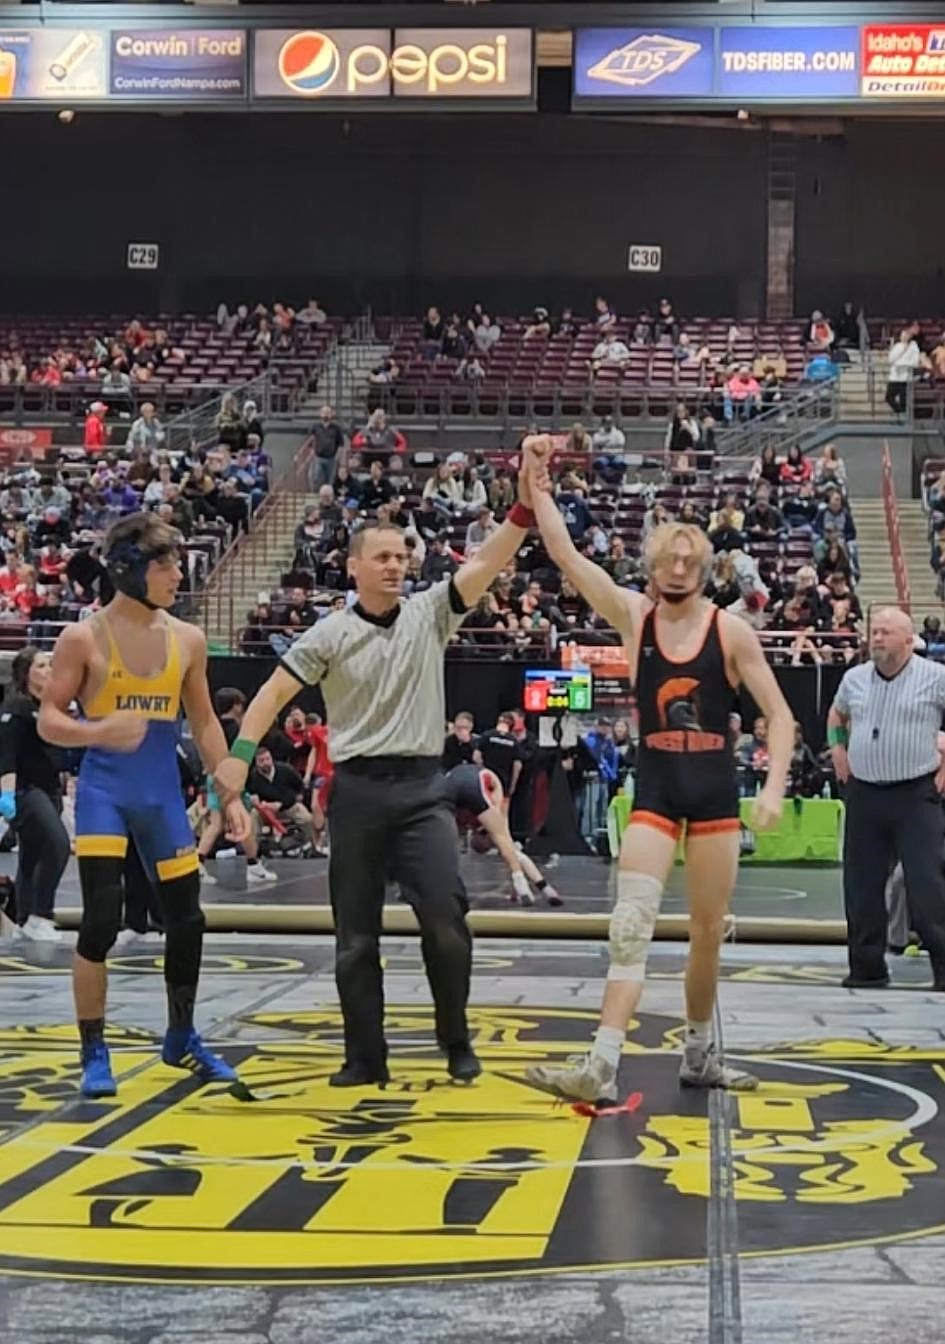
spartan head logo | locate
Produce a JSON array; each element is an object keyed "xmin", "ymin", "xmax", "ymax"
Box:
[{"xmin": 656, "ymin": 676, "xmax": 703, "ymax": 732}]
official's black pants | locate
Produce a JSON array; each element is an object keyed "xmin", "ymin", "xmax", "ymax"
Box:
[
  {"xmin": 328, "ymin": 757, "xmax": 472, "ymax": 1070},
  {"xmin": 14, "ymin": 787, "xmax": 70, "ymax": 922},
  {"xmin": 843, "ymin": 774, "xmax": 945, "ymax": 979}
]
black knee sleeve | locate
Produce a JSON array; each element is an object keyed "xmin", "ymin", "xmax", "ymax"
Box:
[
  {"xmin": 77, "ymin": 857, "xmax": 125, "ymax": 962},
  {"xmin": 159, "ymin": 870, "xmax": 204, "ymax": 986}
]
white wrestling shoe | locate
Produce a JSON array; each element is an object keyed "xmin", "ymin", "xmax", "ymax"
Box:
[
  {"xmin": 525, "ymin": 1052, "xmax": 618, "ymax": 1105},
  {"xmin": 679, "ymin": 1043, "xmax": 758, "ymax": 1091},
  {"xmin": 246, "ymin": 860, "xmax": 278, "ymax": 883},
  {"xmin": 21, "ymin": 915, "xmax": 61, "ymax": 944}
]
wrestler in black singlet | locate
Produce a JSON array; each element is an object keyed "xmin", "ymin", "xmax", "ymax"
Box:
[
  {"xmin": 443, "ymin": 763, "xmax": 492, "ymax": 817},
  {"xmin": 631, "ymin": 605, "xmax": 739, "ymax": 838}
]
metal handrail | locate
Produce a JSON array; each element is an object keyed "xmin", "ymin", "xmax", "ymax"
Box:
[{"xmin": 881, "ymin": 442, "xmax": 911, "ymax": 611}]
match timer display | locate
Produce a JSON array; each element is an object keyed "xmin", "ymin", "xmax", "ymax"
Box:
[{"xmin": 523, "ymin": 669, "xmax": 593, "ymax": 714}]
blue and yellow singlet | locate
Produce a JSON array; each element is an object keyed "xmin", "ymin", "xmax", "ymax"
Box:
[{"xmin": 75, "ymin": 617, "xmax": 198, "ymax": 882}]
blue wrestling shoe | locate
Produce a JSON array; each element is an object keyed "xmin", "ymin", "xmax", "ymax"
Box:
[
  {"xmin": 162, "ymin": 1027, "xmax": 238, "ymax": 1084},
  {"xmin": 80, "ymin": 1042, "xmax": 117, "ymax": 1098}
]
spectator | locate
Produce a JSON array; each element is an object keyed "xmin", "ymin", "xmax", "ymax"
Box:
[
  {"xmin": 358, "ymin": 460, "xmax": 394, "ymax": 512},
  {"xmin": 709, "ymin": 491, "xmax": 745, "ymax": 532},
  {"xmin": 309, "ymin": 404, "xmax": 346, "ymax": 491},
  {"xmin": 745, "ymin": 490, "xmax": 785, "ymax": 541},
  {"xmin": 421, "ymin": 306, "xmax": 445, "ymax": 358},
  {"xmin": 706, "ymin": 552, "xmax": 742, "ymax": 608},
  {"xmin": 782, "ymin": 479, "xmax": 819, "ymax": 535},
  {"xmin": 593, "ymin": 296, "xmax": 617, "ymax": 333},
  {"xmin": 100, "ymin": 362, "xmax": 132, "ymax": 407},
  {"xmin": 564, "ymin": 423, "xmax": 592, "ymax": 459},
  {"xmin": 750, "ymin": 443, "xmax": 782, "ymax": 489},
  {"xmin": 296, "ymin": 298, "xmax": 327, "ymax": 326},
  {"xmin": 442, "ymin": 711, "xmax": 478, "ymax": 771},
  {"xmin": 814, "ymin": 443, "xmax": 847, "ymax": 496},
  {"xmin": 886, "ymin": 321, "xmax": 921, "ymax": 416},
  {"xmin": 215, "ymin": 392, "xmax": 244, "ymax": 452},
  {"xmin": 126, "ymin": 402, "xmax": 164, "ymax": 456},
  {"xmin": 465, "ymin": 507, "xmax": 499, "ymax": 550},
  {"xmin": 242, "ymin": 400, "xmax": 265, "ymax": 449},
  {"xmin": 592, "ymin": 414, "xmax": 626, "ymax": 456},
  {"xmin": 817, "ymin": 538, "xmax": 853, "ymax": 584},
  {"xmin": 807, "ymin": 310, "xmax": 835, "ymax": 350},
  {"xmin": 804, "ymin": 351, "xmax": 838, "ymax": 384},
  {"xmin": 726, "ymin": 365, "xmax": 762, "ymax": 421},
  {"xmin": 814, "ymin": 489, "xmax": 858, "ymax": 574},
  {"xmin": 632, "ymin": 309, "xmax": 654, "ymax": 345},
  {"xmin": 655, "ymin": 298, "xmax": 679, "ymax": 344},
  {"xmin": 644, "ymin": 500, "xmax": 674, "ymax": 540},
  {"xmin": 590, "ymin": 332, "xmax": 631, "ymax": 375},
  {"xmin": 780, "ymin": 443, "xmax": 813, "ymax": 486},
  {"xmin": 554, "ymin": 307, "xmax": 581, "ymax": 339},
  {"xmin": 489, "ymin": 468, "xmax": 516, "ymax": 514},
  {"xmin": 83, "ymin": 402, "xmax": 109, "ymax": 454},
  {"xmin": 441, "ymin": 323, "xmax": 467, "ymax": 361},
  {"xmin": 472, "ymin": 314, "xmax": 501, "ymax": 355},
  {"xmin": 708, "ymin": 507, "xmax": 745, "ymax": 554},
  {"xmin": 249, "ymin": 746, "xmax": 318, "ymax": 853},
  {"xmin": 351, "ymin": 409, "xmax": 406, "ymax": 463},
  {"xmin": 422, "ymin": 534, "xmax": 458, "ymax": 585},
  {"xmin": 602, "ymin": 534, "xmax": 638, "ymax": 586},
  {"xmin": 833, "ymin": 302, "xmax": 862, "ymax": 350},
  {"xmin": 665, "ymin": 401, "xmax": 700, "ymax": 456},
  {"xmin": 524, "ymin": 307, "xmax": 551, "ymax": 340},
  {"xmin": 556, "ymin": 480, "xmax": 594, "ymax": 541},
  {"xmin": 579, "ymin": 717, "xmax": 618, "ymax": 845}
]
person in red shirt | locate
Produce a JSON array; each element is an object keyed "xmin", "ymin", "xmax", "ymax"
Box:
[
  {"xmin": 12, "ymin": 565, "xmax": 41, "ymax": 617},
  {"xmin": 0, "ymin": 553, "xmax": 22, "ymax": 597},
  {"xmin": 83, "ymin": 402, "xmax": 109, "ymax": 454}
]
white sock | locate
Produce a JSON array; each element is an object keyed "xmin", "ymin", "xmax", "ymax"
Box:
[
  {"xmin": 591, "ymin": 1025, "xmax": 625, "ymax": 1069},
  {"xmin": 685, "ymin": 1019, "xmax": 712, "ymax": 1052},
  {"xmin": 512, "ymin": 870, "xmax": 530, "ymax": 896}
]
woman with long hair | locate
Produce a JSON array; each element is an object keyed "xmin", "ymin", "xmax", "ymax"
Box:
[{"xmin": 0, "ymin": 646, "xmax": 70, "ymax": 941}]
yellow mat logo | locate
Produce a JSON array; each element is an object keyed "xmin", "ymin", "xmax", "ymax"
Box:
[{"xmin": 0, "ymin": 1011, "xmax": 941, "ymax": 1284}]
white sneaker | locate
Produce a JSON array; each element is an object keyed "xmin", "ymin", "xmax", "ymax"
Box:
[
  {"xmin": 511, "ymin": 872, "xmax": 534, "ymax": 906},
  {"xmin": 247, "ymin": 861, "xmax": 278, "ymax": 883},
  {"xmin": 679, "ymin": 1043, "xmax": 759, "ymax": 1091},
  {"xmin": 22, "ymin": 915, "xmax": 62, "ymax": 944},
  {"xmin": 199, "ymin": 862, "xmax": 217, "ymax": 886},
  {"xmin": 112, "ymin": 927, "xmax": 142, "ymax": 951},
  {"xmin": 526, "ymin": 1052, "xmax": 618, "ymax": 1105}
]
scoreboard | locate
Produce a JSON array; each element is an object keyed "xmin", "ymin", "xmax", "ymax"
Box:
[{"xmin": 523, "ymin": 668, "xmax": 593, "ymax": 714}]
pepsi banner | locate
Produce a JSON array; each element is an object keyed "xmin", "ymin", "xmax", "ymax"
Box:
[
  {"xmin": 252, "ymin": 28, "xmax": 534, "ymax": 103},
  {"xmin": 110, "ymin": 29, "xmax": 247, "ymax": 100},
  {"xmin": 574, "ymin": 26, "xmax": 862, "ymax": 104}
]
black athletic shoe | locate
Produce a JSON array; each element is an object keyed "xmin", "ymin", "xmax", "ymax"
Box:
[
  {"xmin": 329, "ymin": 1061, "xmax": 390, "ymax": 1087},
  {"xmin": 842, "ymin": 973, "xmax": 890, "ymax": 989},
  {"xmin": 447, "ymin": 1044, "xmax": 482, "ymax": 1083},
  {"xmin": 933, "ymin": 979, "xmax": 945, "ymax": 993}
]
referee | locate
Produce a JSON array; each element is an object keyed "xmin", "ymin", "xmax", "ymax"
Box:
[
  {"xmin": 214, "ymin": 476, "xmax": 540, "ymax": 1086},
  {"xmin": 827, "ymin": 607, "xmax": 945, "ymax": 990}
]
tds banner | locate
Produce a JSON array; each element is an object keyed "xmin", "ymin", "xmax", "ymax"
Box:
[
  {"xmin": 252, "ymin": 28, "xmax": 534, "ymax": 103},
  {"xmin": 574, "ymin": 26, "xmax": 861, "ymax": 103}
]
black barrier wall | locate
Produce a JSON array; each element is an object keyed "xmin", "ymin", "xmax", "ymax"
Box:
[
  {"xmin": 207, "ymin": 657, "xmax": 844, "ymax": 749},
  {"xmin": 5, "ymin": 113, "xmax": 945, "ymax": 316}
]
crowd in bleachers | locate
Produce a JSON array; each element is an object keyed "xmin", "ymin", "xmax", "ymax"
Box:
[
  {"xmin": 0, "ymin": 302, "xmax": 336, "ymax": 417},
  {"xmin": 242, "ymin": 412, "xmax": 864, "ymax": 666},
  {"xmin": 366, "ymin": 298, "xmax": 868, "ymax": 422},
  {"xmin": 0, "ymin": 413, "xmax": 273, "ymax": 650}
]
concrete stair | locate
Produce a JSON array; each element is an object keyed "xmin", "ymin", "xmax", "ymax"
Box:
[
  {"xmin": 838, "ymin": 355, "xmax": 891, "ymax": 423},
  {"xmin": 852, "ymin": 498, "xmax": 899, "ymax": 613},
  {"xmin": 301, "ymin": 340, "xmax": 391, "ymax": 428},
  {"xmin": 201, "ymin": 490, "xmax": 320, "ymax": 649},
  {"xmin": 897, "ymin": 498, "xmax": 941, "ymax": 623}
]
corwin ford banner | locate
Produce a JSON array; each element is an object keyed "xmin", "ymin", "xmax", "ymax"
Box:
[
  {"xmin": 110, "ymin": 29, "xmax": 247, "ymax": 99},
  {"xmin": 574, "ymin": 26, "xmax": 861, "ymax": 103},
  {"xmin": 252, "ymin": 28, "xmax": 534, "ymax": 103}
]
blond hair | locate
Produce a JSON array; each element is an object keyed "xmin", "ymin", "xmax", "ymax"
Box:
[{"xmin": 644, "ymin": 522, "xmax": 712, "ymax": 579}]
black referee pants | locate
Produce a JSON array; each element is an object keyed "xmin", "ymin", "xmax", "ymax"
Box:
[
  {"xmin": 328, "ymin": 758, "xmax": 472, "ymax": 1070},
  {"xmin": 843, "ymin": 774, "xmax": 945, "ymax": 980}
]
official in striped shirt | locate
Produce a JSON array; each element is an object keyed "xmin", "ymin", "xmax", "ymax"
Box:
[
  {"xmin": 214, "ymin": 463, "xmax": 545, "ymax": 1087},
  {"xmin": 827, "ymin": 607, "xmax": 945, "ymax": 991}
]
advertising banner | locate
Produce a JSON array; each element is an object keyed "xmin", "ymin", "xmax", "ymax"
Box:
[
  {"xmin": 0, "ymin": 28, "xmax": 106, "ymax": 100},
  {"xmin": 253, "ymin": 29, "xmax": 390, "ymax": 99},
  {"xmin": 718, "ymin": 27, "xmax": 859, "ymax": 98},
  {"xmin": 575, "ymin": 25, "xmax": 862, "ymax": 103},
  {"xmin": 109, "ymin": 28, "xmax": 247, "ymax": 99},
  {"xmin": 573, "ymin": 28, "xmax": 714, "ymax": 99},
  {"xmin": 862, "ymin": 25, "xmax": 945, "ymax": 98},
  {"xmin": 252, "ymin": 28, "xmax": 532, "ymax": 102}
]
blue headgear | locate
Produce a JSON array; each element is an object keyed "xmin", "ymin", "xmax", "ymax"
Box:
[{"xmin": 103, "ymin": 524, "xmax": 181, "ymax": 610}]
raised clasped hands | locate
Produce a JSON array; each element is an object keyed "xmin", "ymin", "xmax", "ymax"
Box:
[{"xmin": 520, "ymin": 433, "xmax": 554, "ymax": 503}]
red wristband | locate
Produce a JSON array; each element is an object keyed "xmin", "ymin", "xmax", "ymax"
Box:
[{"xmin": 509, "ymin": 502, "xmax": 536, "ymax": 529}]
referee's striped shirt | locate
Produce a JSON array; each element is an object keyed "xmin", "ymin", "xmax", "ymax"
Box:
[
  {"xmin": 281, "ymin": 579, "xmax": 468, "ymax": 762},
  {"xmin": 832, "ymin": 655, "xmax": 945, "ymax": 783}
]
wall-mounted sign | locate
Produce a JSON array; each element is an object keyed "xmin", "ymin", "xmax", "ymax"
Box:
[
  {"xmin": 0, "ymin": 28, "xmax": 106, "ymax": 100},
  {"xmin": 627, "ymin": 245, "xmax": 662, "ymax": 273},
  {"xmin": 127, "ymin": 243, "xmax": 159, "ymax": 271},
  {"xmin": 252, "ymin": 28, "xmax": 533, "ymax": 102},
  {"xmin": 110, "ymin": 29, "xmax": 247, "ymax": 100}
]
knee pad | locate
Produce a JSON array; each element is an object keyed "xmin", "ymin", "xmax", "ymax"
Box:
[
  {"xmin": 608, "ymin": 871, "xmax": 664, "ymax": 983},
  {"xmin": 159, "ymin": 870, "xmax": 204, "ymax": 932},
  {"xmin": 77, "ymin": 857, "xmax": 124, "ymax": 962}
]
